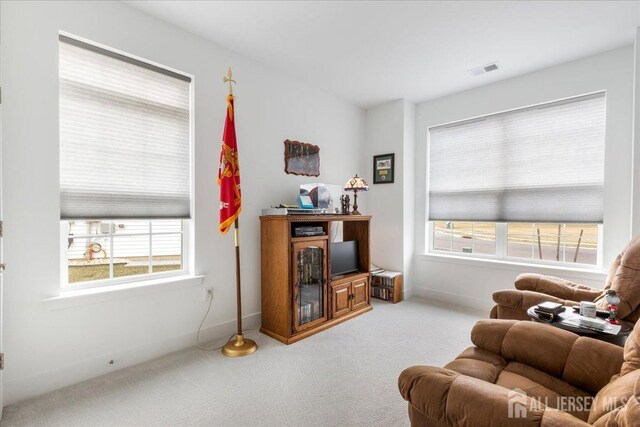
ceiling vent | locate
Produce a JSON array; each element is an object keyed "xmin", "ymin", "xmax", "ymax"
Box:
[{"xmin": 469, "ymin": 62, "xmax": 499, "ymax": 76}]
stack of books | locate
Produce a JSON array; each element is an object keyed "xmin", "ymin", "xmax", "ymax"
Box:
[
  {"xmin": 299, "ymin": 300, "xmax": 321, "ymax": 324},
  {"xmin": 370, "ymin": 266, "xmax": 402, "ymax": 302},
  {"xmin": 371, "ymin": 266, "xmax": 384, "ymax": 275},
  {"xmin": 371, "ymin": 285, "xmax": 393, "ymax": 300}
]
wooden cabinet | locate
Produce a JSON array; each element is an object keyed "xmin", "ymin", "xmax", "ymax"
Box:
[
  {"xmin": 371, "ymin": 272, "xmax": 403, "ymax": 303},
  {"xmin": 260, "ymin": 215, "xmax": 372, "ymax": 344},
  {"xmin": 330, "ymin": 275, "xmax": 370, "ymax": 318}
]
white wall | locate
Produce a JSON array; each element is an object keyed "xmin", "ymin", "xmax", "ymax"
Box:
[
  {"xmin": 413, "ymin": 46, "xmax": 635, "ymax": 309},
  {"xmin": 362, "ymin": 100, "xmax": 415, "ymax": 296},
  {"xmin": 633, "ymin": 28, "xmax": 640, "ymax": 236},
  {"xmin": 1, "ymin": 1, "xmax": 364, "ymax": 404},
  {"xmin": 402, "ymin": 102, "xmax": 416, "ymax": 296},
  {"xmin": 363, "ymin": 101, "xmax": 404, "ymax": 273}
]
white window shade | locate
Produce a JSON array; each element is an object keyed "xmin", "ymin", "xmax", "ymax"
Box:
[
  {"xmin": 59, "ymin": 36, "xmax": 191, "ymax": 219},
  {"xmin": 428, "ymin": 93, "xmax": 606, "ymax": 223}
]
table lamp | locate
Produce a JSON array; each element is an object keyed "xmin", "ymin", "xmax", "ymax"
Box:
[{"xmin": 344, "ymin": 174, "xmax": 368, "ymax": 215}]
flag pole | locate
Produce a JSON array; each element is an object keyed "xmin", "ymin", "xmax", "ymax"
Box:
[
  {"xmin": 234, "ymin": 218, "xmax": 242, "ymax": 335},
  {"xmin": 221, "ymin": 68, "xmax": 257, "ymax": 357},
  {"xmin": 222, "ymin": 217, "xmax": 256, "ymax": 356}
]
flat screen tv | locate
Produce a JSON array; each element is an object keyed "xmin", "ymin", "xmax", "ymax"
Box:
[{"xmin": 331, "ymin": 241, "xmax": 359, "ymax": 276}]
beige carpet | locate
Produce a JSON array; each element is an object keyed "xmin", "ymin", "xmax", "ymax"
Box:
[{"xmin": 1, "ymin": 298, "xmax": 482, "ymax": 426}]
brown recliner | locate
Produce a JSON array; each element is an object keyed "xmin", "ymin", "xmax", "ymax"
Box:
[
  {"xmin": 398, "ymin": 320, "xmax": 640, "ymax": 426},
  {"xmin": 490, "ymin": 235, "xmax": 640, "ymax": 324}
]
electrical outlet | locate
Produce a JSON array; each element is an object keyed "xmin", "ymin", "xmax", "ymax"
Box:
[{"xmin": 203, "ymin": 287, "xmax": 214, "ymax": 302}]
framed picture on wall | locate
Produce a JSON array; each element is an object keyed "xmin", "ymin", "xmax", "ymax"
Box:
[
  {"xmin": 284, "ymin": 139, "xmax": 320, "ymax": 177},
  {"xmin": 373, "ymin": 153, "xmax": 394, "ymax": 184}
]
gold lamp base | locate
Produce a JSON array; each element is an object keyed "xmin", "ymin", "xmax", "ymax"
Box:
[
  {"xmin": 351, "ymin": 190, "xmax": 361, "ymax": 215},
  {"xmin": 221, "ymin": 334, "xmax": 257, "ymax": 357}
]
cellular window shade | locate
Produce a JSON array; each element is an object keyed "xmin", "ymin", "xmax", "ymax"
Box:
[
  {"xmin": 428, "ymin": 93, "xmax": 606, "ymax": 223},
  {"xmin": 59, "ymin": 36, "xmax": 191, "ymax": 219}
]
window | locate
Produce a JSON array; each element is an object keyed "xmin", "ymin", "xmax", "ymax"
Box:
[
  {"xmin": 59, "ymin": 35, "xmax": 192, "ymax": 287},
  {"xmin": 507, "ymin": 223, "xmax": 598, "ymax": 265},
  {"xmin": 65, "ymin": 220, "xmax": 184, "ymax": 285},
  {"xmin": 428, "ymin": 93, "xmax": 605, "ymax": 266},
  {"xmin": 432, "ymin": 222, "xmax": 496, "ymax": 255},
  {"xmin": 432, "ymin": 222, "xmax": 600, "ymax": 265}
]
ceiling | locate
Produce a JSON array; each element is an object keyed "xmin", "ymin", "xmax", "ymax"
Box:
[{"xmin": 126, "ymin": 1, "xmax": 640, "ymax": 108}]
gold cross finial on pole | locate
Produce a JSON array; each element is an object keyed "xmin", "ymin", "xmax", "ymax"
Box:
[{"xmin": 223, "ymin": 67, "xmax": 236, "ymax": 96}]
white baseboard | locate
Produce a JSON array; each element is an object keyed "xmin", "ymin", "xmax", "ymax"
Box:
[
  {"xmin": 411, "ymin": 287, "xmax": 492, "ymax": 317},
  {"xmin": 3, "ymin": 312, "xmax": 261, "ymax": 406},
  {"xmin": 403, "ymin": 287, "xmax": 414, "ymax": 300}
]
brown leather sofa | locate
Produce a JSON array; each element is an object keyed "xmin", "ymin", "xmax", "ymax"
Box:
[
  {"xmin": 490, "ymin": 236, "xmax": 640, "ymax": 324},
  {"xmin": 398, "ymin": 320, "xmax": 640, "ymax": 426}
]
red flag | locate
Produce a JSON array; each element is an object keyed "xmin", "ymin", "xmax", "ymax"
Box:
[{"xmin": 218, "ymin": 95, "xmax": 241, "ymax": 234}]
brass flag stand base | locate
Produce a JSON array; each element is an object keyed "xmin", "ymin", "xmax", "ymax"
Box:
[{"xmin": 222, "ymin": 334, "xmax": 257, "ymax": 357}]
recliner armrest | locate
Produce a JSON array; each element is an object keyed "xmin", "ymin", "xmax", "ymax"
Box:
[
  {"xmin": 398, "ymin": 365, "xmax": 589, "ymax": 426},
  {"xmin": 515, "ymin": 273, "xmax": 602, "ymax": 302},
  {"xmin": 492, "ymin": 289, "xmax": 569, "ymax": 309}
]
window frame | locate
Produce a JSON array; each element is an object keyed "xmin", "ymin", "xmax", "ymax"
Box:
[
  {"xmin": 427, "ymin": 222, "xmax": 604, "ymax": 270},
  {"xmin": 58, "ymin": 32, "xmax": 195, "ymax": 291},
  {"xmin": 425, "ymin": 93, "xmax": 606, "ymax": 271},
  {"xmin": 60, "ymin": 219, "xmax": 190, "ymax": 291}
]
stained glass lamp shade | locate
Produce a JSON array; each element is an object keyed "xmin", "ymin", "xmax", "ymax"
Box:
[{"xmin": 344, "ymin": 175, "xmax": 369, "ymax": 215}]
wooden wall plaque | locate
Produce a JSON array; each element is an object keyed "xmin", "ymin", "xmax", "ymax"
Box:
[{"xmin": 284, "ymin": 139, "xmax": 320, "ymax": 177}]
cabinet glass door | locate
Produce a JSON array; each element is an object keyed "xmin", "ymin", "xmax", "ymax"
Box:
[{"xmin": 292, "ymin": 240, "xmax": 327, "ymax": 332}]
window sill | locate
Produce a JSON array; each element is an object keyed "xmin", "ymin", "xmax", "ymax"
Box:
[
  {"xmin": 43, "ymin": 274, "xmax": 205, "ymax": 310},
  {"xmin": 416, "ymin": 253, "xmax": 607, "ymax": 282}
]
